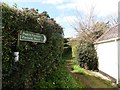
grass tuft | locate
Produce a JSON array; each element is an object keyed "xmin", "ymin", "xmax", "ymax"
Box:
[{"xmin": 71, "ymin": 65, "xmax": 85, "ymax": 75}]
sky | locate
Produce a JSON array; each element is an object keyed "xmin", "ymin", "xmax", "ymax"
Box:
[{"xmin": 2, "ymin": 0, "xmax": 120, "ymax": 38}]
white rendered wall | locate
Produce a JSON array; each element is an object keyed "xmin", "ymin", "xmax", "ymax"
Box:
[{"xmin": 95, "ymin": 41, "xmax": 118, "ymax": 83}]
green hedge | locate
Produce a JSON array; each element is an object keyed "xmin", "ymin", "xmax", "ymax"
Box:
[
  {"xmin": 2, "ymin": 3, "xmax": 64, "ymax": 89},
  {"xmin": 63, "ymin": 38, "xmax": 72, "ymax": 59},
  {"xmin": 76, "ymin": 40, "xmax": 98, "ymax": 71}
]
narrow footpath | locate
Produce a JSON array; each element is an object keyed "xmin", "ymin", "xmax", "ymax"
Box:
[{"xmin": 65, "ymin": 59, "xmax": 117, "ymax": 88}]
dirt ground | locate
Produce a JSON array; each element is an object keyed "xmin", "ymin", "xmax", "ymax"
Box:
[{"xmin": 65, "ymin": 60, "xmax": 117, "ymax": 88}]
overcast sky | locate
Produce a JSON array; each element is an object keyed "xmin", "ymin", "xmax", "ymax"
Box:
[{"xmin": 2, "ymin": 0, "xmax": 119, "ymax": 38}]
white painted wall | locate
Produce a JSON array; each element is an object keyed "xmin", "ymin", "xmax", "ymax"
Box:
[{"xmin": 95, "ymin": 40, "xmax": 118, "ymax": 83}]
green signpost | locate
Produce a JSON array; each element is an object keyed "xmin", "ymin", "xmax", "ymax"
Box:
[
  {"xmin": 15, "ymin": 31, "xmax": 46, "ymax": 62},
  {"xmin": 19, "ymin": 31, "xmax": 47, "ymax": 43}
]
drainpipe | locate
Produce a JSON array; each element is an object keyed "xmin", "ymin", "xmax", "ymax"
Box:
[
  {"xmin": 117, "ymin": 38, "xmax": 120, "ymax": 85},
  {"xmin": 115, "ymin": 39, "xmax": 119, "ymax": 84}
]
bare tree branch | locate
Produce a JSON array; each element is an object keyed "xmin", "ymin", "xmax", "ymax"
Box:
[{"xmin": 71, "ymin": 6, "xmax": 110, "ymax": 42}]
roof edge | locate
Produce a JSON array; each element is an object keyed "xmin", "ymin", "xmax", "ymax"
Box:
[
  {"xmin": 94, "ymin": 37, "xmax": 120, "ymax": 44},
  {"xmin": 95, "ymin": 24, "xmax": 120, "ymax": 42}
]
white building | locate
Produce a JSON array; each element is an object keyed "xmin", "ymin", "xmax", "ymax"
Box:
[{"xmin": 94, "ymin": 24, "xmax": 120, "ymax": 84}]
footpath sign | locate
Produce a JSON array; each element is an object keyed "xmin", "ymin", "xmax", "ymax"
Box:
[
  {"xmin": 19, "ymin": 31, "xmax": 47, "ymax": 43},
  {"xmin": 15, "ymin": 31, "xmax": 46, "ymax": 62}
]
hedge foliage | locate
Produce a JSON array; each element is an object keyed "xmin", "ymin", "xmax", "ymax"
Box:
[
  {"xmin": 2, "ymin": 3, "xmax": 64, "ymax": 89},
  {"xmin": 76, "ymin": 40, "xmax": 98, "ymax": 71},
  {"xmin": 63, "ymin": 38, "xmax": 72, "ymax": 59}
]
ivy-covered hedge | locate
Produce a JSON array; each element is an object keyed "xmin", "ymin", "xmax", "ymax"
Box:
[
  {"xmin": 76, "ymin": 40, "xmax": 98, "ymax": 71},
  {"xmin": 2, "ymin": 3, "xmax": 64, "ymax": 89}
]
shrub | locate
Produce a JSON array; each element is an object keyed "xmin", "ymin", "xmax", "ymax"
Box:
[
  {"xmin": 63, "ymin": 46, "xmax": 72, "ymax": 54},
  {"xmin": 76, "ymin": 40, "xmax": 98, "ymax": 71},
  {"xmin": 63, "ymin": 38, "xmax": 72, "ymax": 59},
  {"xmin": 2, "ymin": 3, "xmax": 64, "ymax": 89},
  {"xmin": 118, "ymin": 80, "xmax": 120, "ymax": 88}
]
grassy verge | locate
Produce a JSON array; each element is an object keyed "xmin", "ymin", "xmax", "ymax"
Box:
[{"xmin": 34, "ymin": 64, "xmax": 84, "ymax": 89}]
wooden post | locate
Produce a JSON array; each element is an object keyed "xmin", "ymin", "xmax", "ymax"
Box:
[{"xmin": 17, "ymin": 31, "xmax": 21, "ymax": 50}]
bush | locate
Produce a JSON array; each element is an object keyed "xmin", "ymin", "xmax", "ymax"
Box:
[
  {"xmin": 63, "ymin": 38, "xmax": 72, "ymax": 59},
  {"xmin": 63, "ymin": 46, "xmax": 72, "ymax": 54},
  {"xmin": 118, "ymin": 80, "xmax": 120, "ymax": 88},
  {"xmin": 2, "ymin": 3, "xmax": 64, "ymax": 89},
  {"xmin": 76, "ymin": 40, "xmax": 98, "ymax": 71}
]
